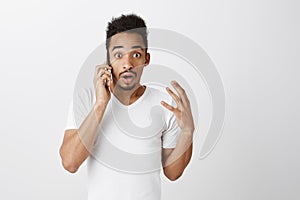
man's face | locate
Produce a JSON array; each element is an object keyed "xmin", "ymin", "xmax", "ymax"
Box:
[{"xmin": 108, "ymin": 32, "xmax": 150, "ymax": 91}]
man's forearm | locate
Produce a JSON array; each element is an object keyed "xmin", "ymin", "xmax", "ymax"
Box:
[
  {"xmin": 78, "ymin": 103, "xmax": 107, "ymax": 150},
  {"xmin": 59, "ymin": 103, "xmax": 107, "ymax": 173},
  {"xmin": 163, "ymin": 130, "xmax": 193, "ymax": 180}
]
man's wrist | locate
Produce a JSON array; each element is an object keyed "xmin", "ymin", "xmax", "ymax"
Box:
[
  {"xmin": 93, "ymin": 102, "xmax": 107, "ymax": 123},
  {"xmin": 94, "ymin": 101, "xmax": 108, "ymax": 110}
]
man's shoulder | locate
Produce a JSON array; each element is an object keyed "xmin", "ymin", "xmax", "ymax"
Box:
[
  {"xmin": 73, "ymin": 86, "xmax": 95, "ymax": 106},
  {"xmin": 146, "ymin": 85, "xmax": 172, "ymax": 103}
]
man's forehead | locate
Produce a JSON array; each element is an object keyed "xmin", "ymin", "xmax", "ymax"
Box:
[{"xmin": 109, "ymin": 32, "xmax": 145, "ymax": 50}]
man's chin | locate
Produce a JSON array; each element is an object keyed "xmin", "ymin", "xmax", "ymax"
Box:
[{"xmin": 117, "ymin": 83, "xmax": 136, "ymax": 91}]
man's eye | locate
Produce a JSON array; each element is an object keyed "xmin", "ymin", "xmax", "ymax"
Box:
[
  {"xmin": 133, "ymin": 52, "xmax": 141, "ymax": 58},
  {"xmin": 114, "ymin": 53, "xmax": 122, "ymax": 58}
]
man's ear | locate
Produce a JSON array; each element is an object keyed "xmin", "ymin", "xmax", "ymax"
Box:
[{"xmin": 144, "ymin": 53, "xmax": 150, "ymax": 66}]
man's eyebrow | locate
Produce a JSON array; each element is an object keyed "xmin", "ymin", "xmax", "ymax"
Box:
[
  {"xmin": 112, "ymin": 45, "xmax": 144, "ymax": 52},
  {"xmin": 112, "ymin": 46, "xmax": 123, "ymax": 51},
  {"xmin": 131, "ymin": 45, "xmax": 144, "ymax": 50}
]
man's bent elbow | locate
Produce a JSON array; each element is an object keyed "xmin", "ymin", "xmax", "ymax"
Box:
[
  {"xmin": 59, "ymin": 148, "xmax": 79, "ymax": 173},
  {"xmin": 163, "ymin": 170, "xmax": 183, "ymax": 181},
  {"xmin": 61, "ymin": 159, "xmax": 79, "ymax": 173}
]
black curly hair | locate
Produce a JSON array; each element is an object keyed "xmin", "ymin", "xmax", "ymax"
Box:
[{"xmin": 105, "ymin": 14, "xmax": 148, "ymax": 65}]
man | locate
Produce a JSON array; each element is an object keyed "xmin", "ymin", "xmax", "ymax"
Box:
[{"xmin": 59, "ymin": 14, "xmax": 194, "ymax": 200}]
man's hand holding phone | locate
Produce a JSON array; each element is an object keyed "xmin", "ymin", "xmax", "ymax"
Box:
[{"xmin": 93, "ymin": 63, "xmax": 114, "ymax": 107}]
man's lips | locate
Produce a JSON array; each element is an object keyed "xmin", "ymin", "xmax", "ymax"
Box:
[
  {"xmin": 118, "ymin": 71, "xmax": 136, "ymax": 84},
  {"xmin": 119, "ymin": 71, "xmax": 136, "ymax": 78},
  {"xmin": 121, "ymin": 74, "xmax": 134, "ymax": 78}
]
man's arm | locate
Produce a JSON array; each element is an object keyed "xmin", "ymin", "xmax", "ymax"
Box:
[
  {"xmin": 161, "ymin": 81, "xmax": 195, "ymax": 181},
  {"xmin": 162, "ymin": 131, "xmax": 193, "ymax": 181},
  {"xmin": 59, "ymin": 103, "xmax": 107, "ymax": 173},
  {"xmin": 59, "ymin": 64, "xmax": 113, "ymax": 173}
]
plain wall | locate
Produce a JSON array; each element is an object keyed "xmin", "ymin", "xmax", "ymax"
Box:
[{"xmin": 0, "ymin": 0, "xmax": 299, "ymax": 199}]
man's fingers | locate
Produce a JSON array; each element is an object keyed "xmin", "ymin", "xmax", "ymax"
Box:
[
  {"xmin": 170, "ymin": 81, "xmax": 190, "ymax": 106},
  {"xmin": 97, "ymin": 70, "xmax": 112, "ymax": 78},
  {"xmin": 160, "ymin": 101, "xmax": 175, "ymax": 112},
  {"xmin": 108, "ymin": 78, "xmax": 115, "ymax": 93},
  {"xmin": 94, "ymin": 73, "xmax": 111, "ymax": 88},
  {"xmin": 94, "ymin": 65, "xmax": 113, "ymax": 83},
  {"xmin": 100, "ymin": 74, "xmax": 111, "ymax": 83},
  {"xmin": 171, "ymin": 81, "xmax": 186, "ymax": 97},
  {"xmin": 166, "ymin": 87, "xmax": 181, "ymax": 106},
  {"xmin": 95, "ymin": 64, "xmax": 112, "ymax": 76}
]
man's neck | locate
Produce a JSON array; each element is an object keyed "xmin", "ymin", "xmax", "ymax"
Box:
[{"xmin": 113, "ymin": 84, "xmax": 146, "ymax": 105}]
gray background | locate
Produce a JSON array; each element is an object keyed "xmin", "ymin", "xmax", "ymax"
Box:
[{"xmin": 0, "ymin": 0, "xmax": 299, "ymax": 199}]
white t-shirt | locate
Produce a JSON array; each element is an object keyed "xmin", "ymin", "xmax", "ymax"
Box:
[{"xmin": 65, "ymin": 86, "xmax": 180, "ymax": 200}]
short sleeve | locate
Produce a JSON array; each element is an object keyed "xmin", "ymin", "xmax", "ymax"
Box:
[
  {"xmin": 64, "ymin": 100, "xmax": 77, "ymax": 131},
  {"xmin": 64, "ymin": 87, "xmax": 93, "ymax": 131},
  {"xmin": 161, "ymin": 100, "xmax": 181, "ymax": 148}
]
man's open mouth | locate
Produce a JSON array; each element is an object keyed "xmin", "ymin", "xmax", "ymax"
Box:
[{"xmin": 121, "ymin": 74, "xmax": 135, "ymax": 84}]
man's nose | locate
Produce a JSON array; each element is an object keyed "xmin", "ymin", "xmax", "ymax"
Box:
[{"xmin": 122, "ymin": 54, "xmax": 133, "ymax": 70}]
